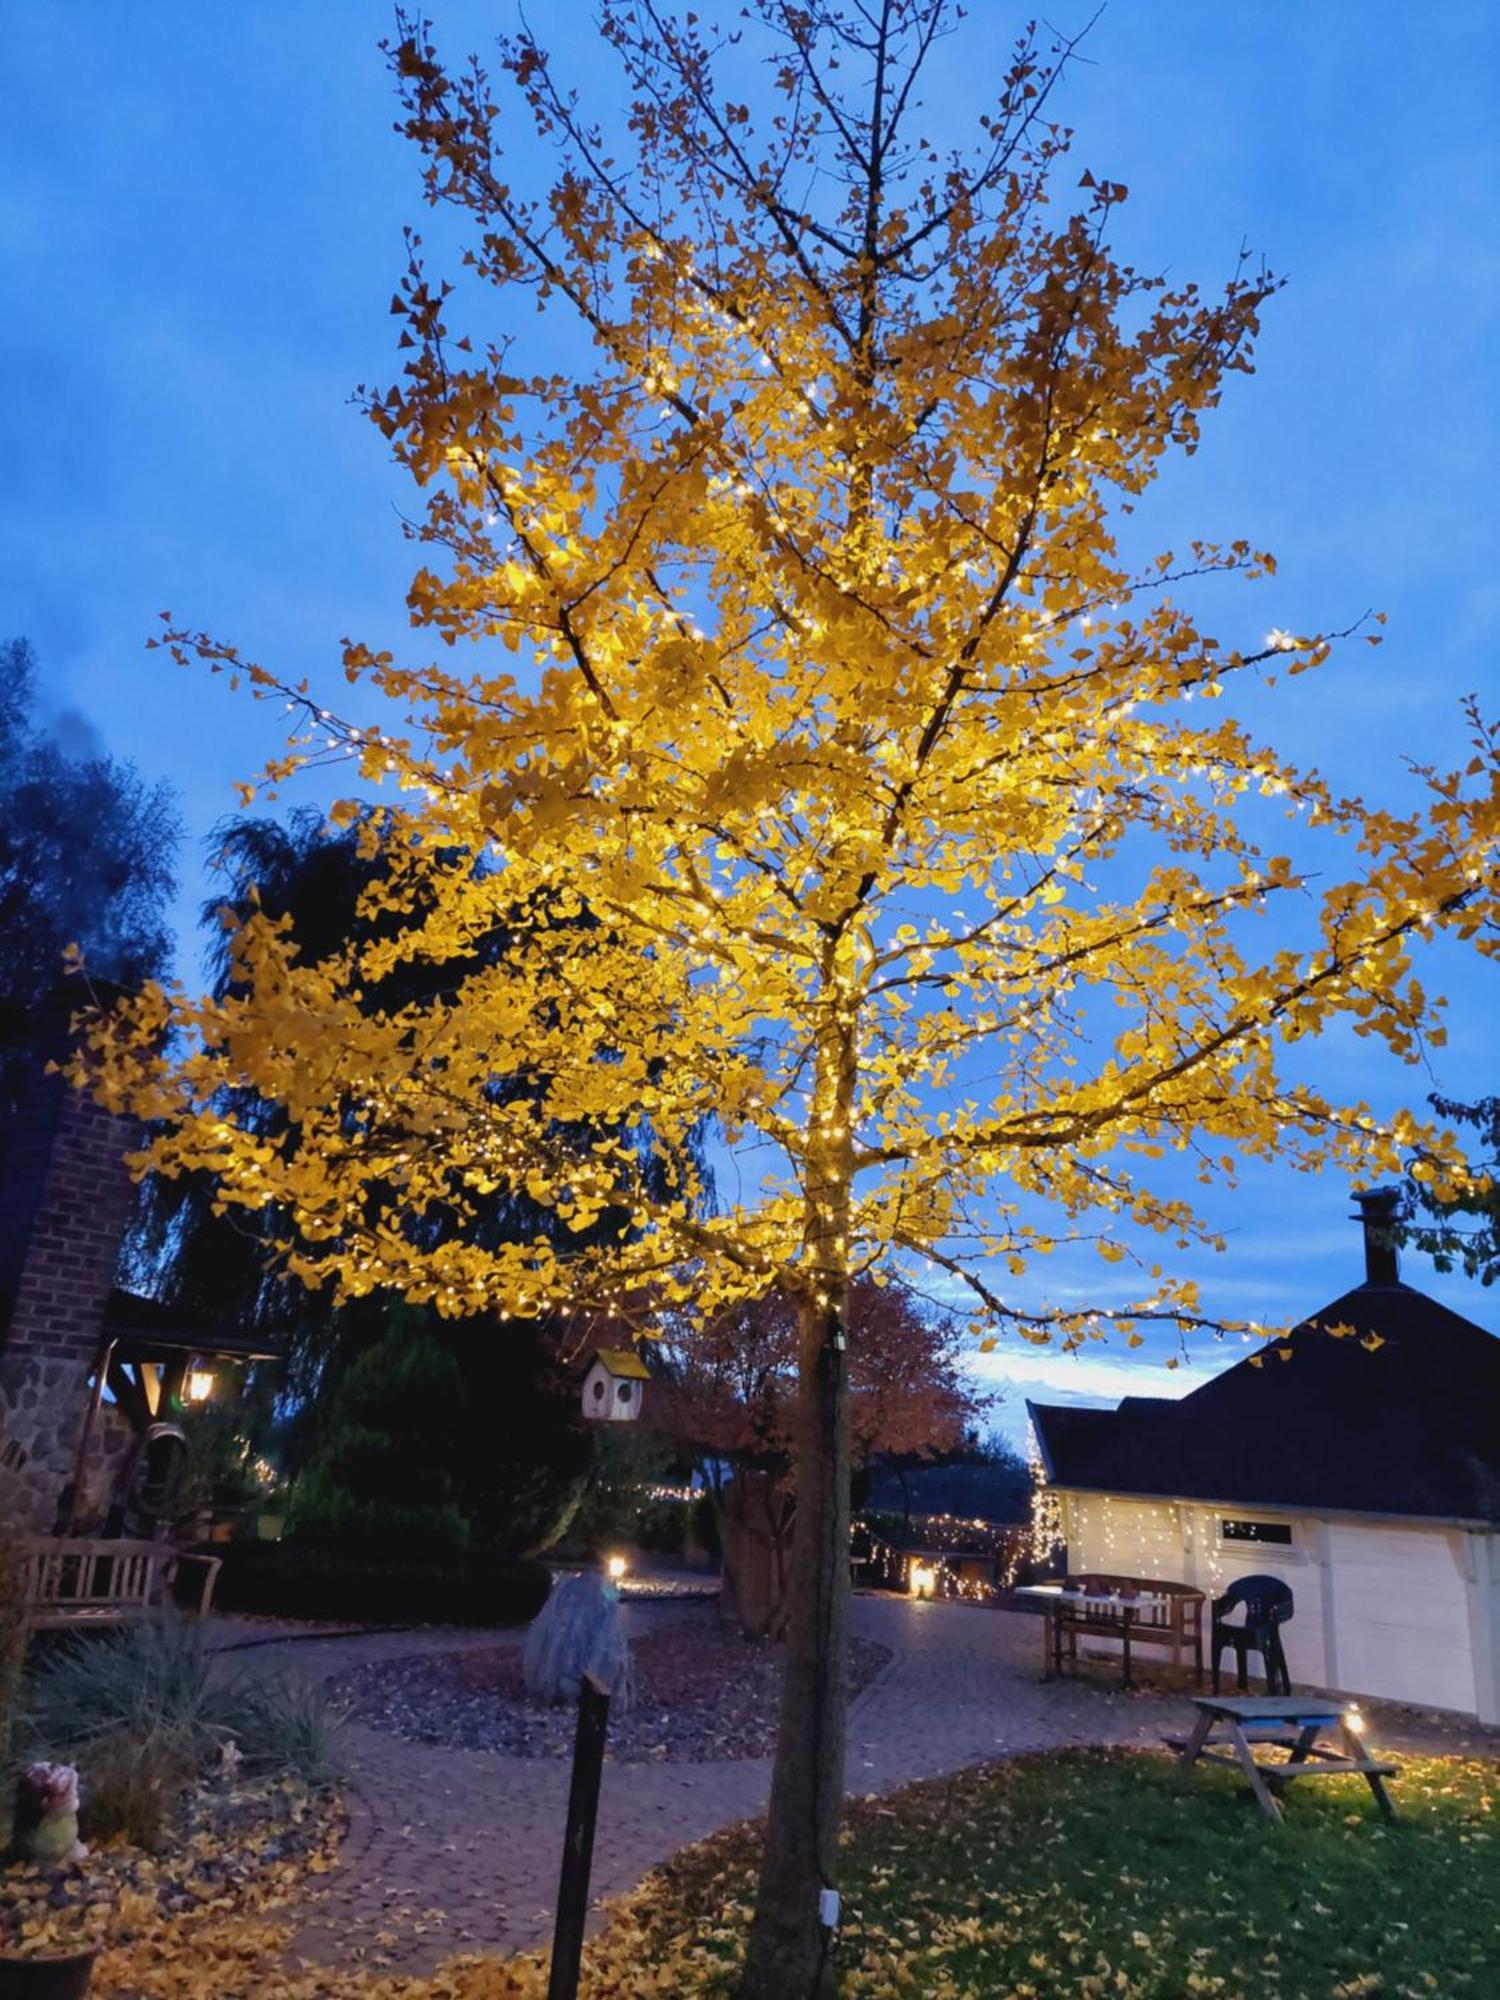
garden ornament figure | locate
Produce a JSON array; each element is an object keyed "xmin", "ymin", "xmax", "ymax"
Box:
[
  {"xmin": 13, "ymin": 1762, "xmax": 87, "ymax": 1865},
  {"xmin": 523, "ymin": 1571, "xmax": 634, "ymax": 1711}
]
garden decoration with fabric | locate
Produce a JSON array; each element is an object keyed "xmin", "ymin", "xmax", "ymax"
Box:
[{"xmin": 65, "ymin": 4, "xmax": 1500, "ymax": 1996}]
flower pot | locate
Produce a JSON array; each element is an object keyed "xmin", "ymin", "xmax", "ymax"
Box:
[{"xmin": 0, "ymin": 1947, "xmax": 98, "ymax": 1999}]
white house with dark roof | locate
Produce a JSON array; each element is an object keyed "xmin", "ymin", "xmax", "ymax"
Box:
[{"xmin": 1029, "ymin": 1191, "xmax": 1500, "ymax": 1721}]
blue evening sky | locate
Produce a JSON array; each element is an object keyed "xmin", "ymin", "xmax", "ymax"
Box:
[{"xmin": 4, "ymin": 3, "xmax": 1497, "ymax": 1444}]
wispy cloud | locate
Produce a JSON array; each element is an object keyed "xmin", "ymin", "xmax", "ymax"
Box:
[
  {"xmin": 972, "ymin": 1347, "xmax": 1218, "ymax": 1406},
  {"xmin": 971, "ymin": 1344, "xmax": 1222, "ymax": 1454}
]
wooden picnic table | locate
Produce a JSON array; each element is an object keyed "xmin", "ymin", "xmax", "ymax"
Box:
[{"xmin": 1169, "ymin": 1694, "xmax": 1399, "ymax": 1822}]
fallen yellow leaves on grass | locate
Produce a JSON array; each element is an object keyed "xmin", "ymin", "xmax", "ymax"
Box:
[
  {"xmin": 30, "ymin": 1748, "xmax": 1500, "ymax": 1997},
  {"xmin": 2, "ymin": 1780, "xmax": 344, "ymax": 1983},
  {"xmin": 90, "ymin": 1896, "xmax": 716, "ymax": 2000},
  {"xmin": 77, "ymin": 1855, "xmax": 749, "ymax": 2000}
]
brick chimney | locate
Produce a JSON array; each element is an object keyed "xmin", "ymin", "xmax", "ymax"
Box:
[
  {"xmin": 1352, "ymin": 1186, "xmax": 1403, "ymax": 1288},
  {"xmin": 0, "ymin": 996, "xmax": 143, "ymax": 1532}
]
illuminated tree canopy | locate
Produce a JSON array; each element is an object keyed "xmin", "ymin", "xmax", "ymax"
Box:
[{"xmin": 81, "ymin": 7, "xmax": 1496, "ymax": 1354}]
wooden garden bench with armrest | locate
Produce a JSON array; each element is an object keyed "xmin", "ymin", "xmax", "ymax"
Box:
[
  {"xmin": 1016, "ymin": 1573, "xmax": 1205, "ymax": 1688},
  {"xmin": 20, "ymin": 1538, "xmax": 222, "ymax": 1631}
]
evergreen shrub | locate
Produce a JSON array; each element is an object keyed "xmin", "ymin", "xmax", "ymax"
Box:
[{"xmin": 210, "ymin": 1541, "xmax": 552, "ymax": 1627}]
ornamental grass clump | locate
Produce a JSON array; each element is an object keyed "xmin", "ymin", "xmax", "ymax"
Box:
[
  {"xmin": 69, "ymin": 1721, "xmax": 198, "ymax": 1853},
  {"xmin": 19, "ymin": 1614, "xmax": 344, "ymax": 1847},
  {"xmin": 228, "ymin": 1669, "xmax": 347, "ymax": 1788},
  {"xmin": 19, "ymin": 1617, "xmax": 224, "ymax": 1848}
]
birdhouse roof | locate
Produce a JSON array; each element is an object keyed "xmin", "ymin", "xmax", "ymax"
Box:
[{"xmin": 591, "ymin": 1347, "xmax": 651, "ymax": 1381}]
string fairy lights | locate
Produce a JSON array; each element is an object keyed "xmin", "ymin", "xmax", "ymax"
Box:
[
  {"xmin": 1026, "ymin": 1423, "xmax": 1066, "ymax": 1568},
  {"xmin": 855, "ymin": 1511, "xmax": 1034, "ymax": 1603}
]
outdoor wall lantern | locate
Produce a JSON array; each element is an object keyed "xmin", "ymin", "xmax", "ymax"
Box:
[
  {"xmin": 184, "ymin": 1365, "xmax": 216, "ymax": 1405},
  {"xmin": 580, "ymin": 1347, "xmax": 650, "ymax": 1423}
]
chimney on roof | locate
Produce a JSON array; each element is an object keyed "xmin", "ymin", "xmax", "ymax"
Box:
[{"xmin": 1352, "ymin": 1186, "xmax": 1402, "ymax": 1287}]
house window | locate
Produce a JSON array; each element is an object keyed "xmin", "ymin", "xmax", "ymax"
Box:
[{"xmin": 1220, "ymin": 1517, "xmax": 1294, "ymax": 1547}]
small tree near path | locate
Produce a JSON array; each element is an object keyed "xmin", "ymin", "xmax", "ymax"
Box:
[
  {"xmin": 80, "ymin": 4, "xmax": 1499, "ymax": 1993},
  {"xmin": 661, "ymin": 1276, "xmax": 981, "ymax": 1638}
]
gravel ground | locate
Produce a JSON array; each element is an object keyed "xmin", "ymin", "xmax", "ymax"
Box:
[{"xmin": 333, "ymin": 1606, "xmax": 892, "ymax": 1762}]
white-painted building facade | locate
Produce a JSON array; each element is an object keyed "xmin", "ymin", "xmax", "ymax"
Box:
[
  {"xmin": 1031, "ymin": 1192, "xmax": 1500, "ymax": 1722},
  {"xmin": 1055, "ymin": 1490, "xmax": 1499, "ymax": 1719}
]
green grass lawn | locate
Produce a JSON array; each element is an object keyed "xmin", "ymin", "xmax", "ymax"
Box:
[
  {"xmin": 65, "ymin": 1744, "xmax": 1498, "ymax": 1997},
  {"xmin": 605, "ymin": 1748, "xmax": 1499, "ymax": 1998}
]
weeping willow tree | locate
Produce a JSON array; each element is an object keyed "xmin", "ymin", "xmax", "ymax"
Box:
[
  {"xmin": 0, "ymin": 637, "xmax": 177, "ymax": 1097},
  {"xmin": 79, "ymin": 5, "xmax": 1498, "ymax": 1991},
  {"xmin": 126, "ymin": 807, "xmax": 666, "ymax": 1555}
]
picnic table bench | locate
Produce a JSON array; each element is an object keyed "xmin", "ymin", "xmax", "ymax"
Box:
[
  {"xmin": 1168, "ymin": 1694, "xmax": 1398, "ymax": 1822},
  {"xmin": 1015, "ymin": 1574, "xmax": 1205, "ymax": 1688},
  {"xmin": 20, "ymin": 1537, "xmax": 222, "ymax": 1631}
]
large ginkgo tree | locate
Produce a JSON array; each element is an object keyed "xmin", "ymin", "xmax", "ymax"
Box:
[{"xmin": 81, "ymin": 4, "xmax": 1498, "ymax": 1992}]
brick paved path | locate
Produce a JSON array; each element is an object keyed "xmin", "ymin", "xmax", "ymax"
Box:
[
  {"xmin": 222, "ymin": 1592, "xmax": 1500, "ymax": 1977},
  {"xmin": 226, "ymin": 1595, "xmax": 1189, "ymax": 1976}
]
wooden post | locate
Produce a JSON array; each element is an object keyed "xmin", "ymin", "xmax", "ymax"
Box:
[
  {"xmin": 547, "ymin": 1673, "xmax": 611, "ymax": 2000},
  {"xmin": 60, "ymin": 1335, "xmax": 116, "ymax": 1536}
]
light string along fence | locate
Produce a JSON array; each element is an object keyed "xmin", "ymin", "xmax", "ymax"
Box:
[{"xmin": 856, "ymin": 1482, "xmax": 1066, "ymax": 1603}]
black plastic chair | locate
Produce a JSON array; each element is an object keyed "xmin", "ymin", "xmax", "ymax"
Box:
[{"xmin": 1211, "ymin": 1574, "xmax": 1294, "ymax": 1695}]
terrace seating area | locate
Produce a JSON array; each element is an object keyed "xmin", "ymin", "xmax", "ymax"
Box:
[{"xmin": 1016, "ymin": 1572, "xmax": 1206, "ymax": 1687}]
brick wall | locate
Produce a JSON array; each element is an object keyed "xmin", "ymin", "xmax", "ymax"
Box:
[{"xmin": 0, "ymin": 1042, "xmax": 143, "ymax": 1533}]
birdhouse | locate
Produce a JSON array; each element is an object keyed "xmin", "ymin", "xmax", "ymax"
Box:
[{"xmin": 581, "ymin": 1347, "xmax": 650, "ymax": 1423}]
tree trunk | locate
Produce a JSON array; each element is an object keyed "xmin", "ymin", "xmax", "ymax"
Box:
[
  {"xmin": 738, "ymin": 1291, "xmax": 850, "ymax": 1998},
  {"xmin": 717, "ymin": 1473, "xmax": 793, "ymax": 1642}
]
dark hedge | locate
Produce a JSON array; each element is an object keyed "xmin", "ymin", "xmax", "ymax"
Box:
[{"xmin": 206, "ymin": 1541, "xmax": 552, "ymax": 1628}]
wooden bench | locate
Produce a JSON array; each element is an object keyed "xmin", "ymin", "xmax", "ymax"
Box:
[
  {"xmin": 1016, "ymin": 1573, "xmax": 1205, "ymax": 1687},
  {"xmin": 20, "ymin": 1538, "xmax": 222, "ymax": 1631}
]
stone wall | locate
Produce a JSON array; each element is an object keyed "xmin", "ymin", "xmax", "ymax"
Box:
[{"xmin": 0, "ymin": 1049, "xmax": 142, "ymax": 1533}]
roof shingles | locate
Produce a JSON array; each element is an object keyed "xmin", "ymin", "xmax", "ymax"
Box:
[{"xmin": 1030, "ymin": 1280, "xmax": 1500, "ymax": 1524}]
